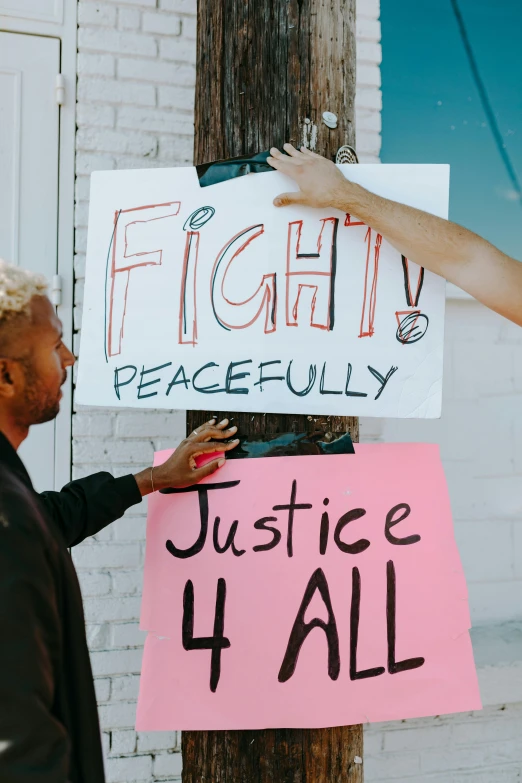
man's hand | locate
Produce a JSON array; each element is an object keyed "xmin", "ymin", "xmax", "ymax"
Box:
[
  {"xmin": 134, "ymin": 419, "xmax": 239, "ymax": 495},
  {"xmin": 267, "ymin": 143, "xmax": 350, "ymax": 209}
]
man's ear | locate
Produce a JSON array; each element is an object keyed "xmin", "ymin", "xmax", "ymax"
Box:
[{"xmin": 0, "ymin": 358, "xmax": 17, "ymax": 399}]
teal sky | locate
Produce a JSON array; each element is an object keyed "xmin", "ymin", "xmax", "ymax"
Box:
[{"xmin": 381, "ymin": 0, "xmax": 522, "ymax": 261}]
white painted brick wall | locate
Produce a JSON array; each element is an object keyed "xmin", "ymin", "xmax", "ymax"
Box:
[
  {"xmin": 355, "ymin": 0, "xmax": 382, "ymax": 161},
  {"xmin": 83, "ymin": 1, "xmax": 522, "ymax": 779},
  {"xmin": 364, "ymin": 703, "xmax": 522, "ymax": 782},
  {"xmin": 72, "ymin": 0, "xmax": 522, "ymax": 776}
]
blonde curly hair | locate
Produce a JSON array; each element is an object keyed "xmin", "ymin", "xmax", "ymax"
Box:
[{"xmin": 0, "ymin": 259, "xmax": 48, "ymax": 324}]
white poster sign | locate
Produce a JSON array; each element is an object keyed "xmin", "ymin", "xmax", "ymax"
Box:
[{"xmin": 77, "ymin": 164, "xmax": 448, "ymax": 418}]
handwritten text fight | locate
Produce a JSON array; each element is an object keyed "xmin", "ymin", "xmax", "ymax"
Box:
[{"xmin": 79, "ymin": 165, "xmax": 448, "ymax": 417}]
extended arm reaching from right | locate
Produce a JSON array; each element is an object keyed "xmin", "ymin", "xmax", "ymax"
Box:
[{"xmin": 267, "ymin": 143, "xmax": 522, "ymax": 326}]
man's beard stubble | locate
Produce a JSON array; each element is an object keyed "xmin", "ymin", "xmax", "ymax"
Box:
[{"xmin": 16, "ymin": 358, "xmax": 65, "ymax": 427}]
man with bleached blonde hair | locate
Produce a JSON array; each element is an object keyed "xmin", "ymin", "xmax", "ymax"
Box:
[{"xmin": 0, "ymin": 261, "xmax": 239, "ymax": 783}]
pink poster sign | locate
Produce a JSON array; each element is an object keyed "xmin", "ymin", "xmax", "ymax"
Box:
[{"xmin": 136, "ymin": 444, "xmax": 480, "ymax": 731}]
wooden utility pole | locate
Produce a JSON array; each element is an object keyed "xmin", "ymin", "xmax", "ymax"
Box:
[{"xmin": 184, "ymin": 1, "xmax": 362, "ymax": 780}]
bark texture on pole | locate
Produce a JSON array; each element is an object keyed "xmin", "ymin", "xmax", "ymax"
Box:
[
  {"xmin": 184, "ymin": 1, "xmax": 361, "ymax": 780},
  {"xmin": 183, "ymin": 726, "xmax": 363, "ymax": 782},
  {"xmin": 195, "ymin": 0, "xmax": 356, "ymax": 164}
]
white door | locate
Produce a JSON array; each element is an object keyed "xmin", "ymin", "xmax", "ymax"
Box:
[{"xmin": 0, "ymin": 31, "xmax": 61, "ymax": 491}]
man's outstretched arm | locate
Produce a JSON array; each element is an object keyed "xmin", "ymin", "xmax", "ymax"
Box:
[
  {"xmin": 267, "ymin": 144, "xmax": 522, "ymax": 327},
  {"xmin": 40, "ymin": 419, "xmax": 239, "ymax": 548}
]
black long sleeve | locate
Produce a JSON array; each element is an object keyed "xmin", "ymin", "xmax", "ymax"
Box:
[
  {"xmin": 0, "ymin": 468, "xmax": 141, "ymax": 783},
  {"xmin": 40, "ymin": 472, "xmax": 142, "ymax": 547},
  {"xmin": 0, "ymin": 486, "xmax": 70, "ymax": 783},
  {"xmin": 0, "ymin": 457, "xmax": 143, "ymax": 783}
]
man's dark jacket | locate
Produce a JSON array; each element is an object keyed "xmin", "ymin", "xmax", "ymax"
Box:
[{"xmin": 0, "ymin": 432, "xmax": 142, "ymax": 783}]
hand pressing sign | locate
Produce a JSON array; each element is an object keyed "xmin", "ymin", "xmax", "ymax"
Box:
[{"xmin": 134, "ymin": 419, "xmax": 239, "ymax": 495}]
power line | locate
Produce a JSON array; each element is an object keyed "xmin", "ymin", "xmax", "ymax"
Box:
[{"xmin": 450, "ymin": 0, "xmax": 522, "ymax": 202}]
